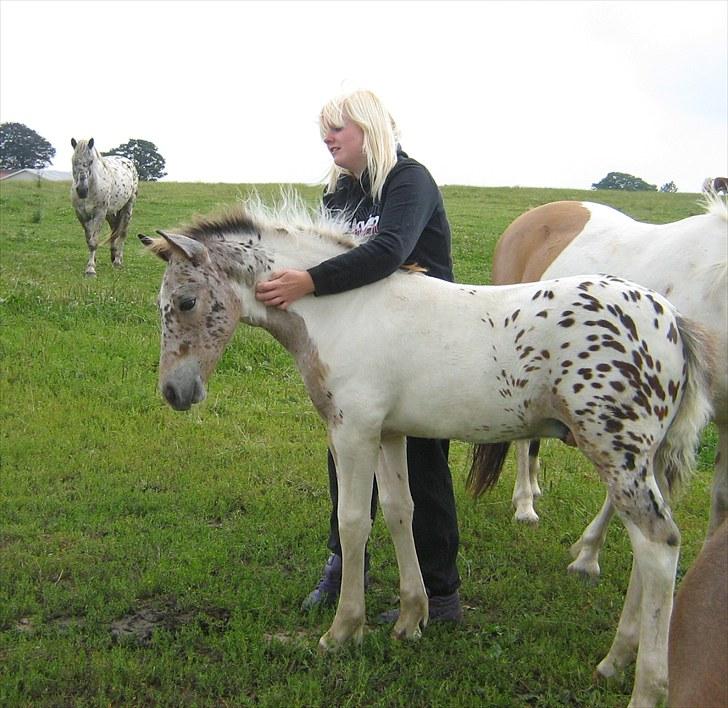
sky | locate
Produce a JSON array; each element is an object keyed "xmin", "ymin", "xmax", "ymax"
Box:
[{"xmin": 1, "ymin": 0, "xmax": 726, "ymax": 192}]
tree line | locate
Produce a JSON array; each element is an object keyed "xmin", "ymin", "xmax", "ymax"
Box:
[
  {"xmin": 0, "ymin": 122, "xmax": 167, "ymax": 181},
  {"xmin": 1, "ymin": 122, "xmax": 680, "ymax": 191}
]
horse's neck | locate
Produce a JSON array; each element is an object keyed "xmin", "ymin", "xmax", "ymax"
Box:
[{"xmin": 263, "ymin": 230, "xmax": 350, "ymax": 272}]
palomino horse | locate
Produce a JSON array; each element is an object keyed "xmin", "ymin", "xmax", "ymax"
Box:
[
  {"xmin": 71, "ymin": 138, "xmax": 138, "ymax": 276},
  {"xmin": 667, "ymin": 519, "xmax": 728, "ymax": 707},
  {"xmin": 140, "ymin": 196, "xmax": 713, "ymax": 707},
  {"xmin": 491, "ymin": 194, "xmax": 727, "ymax": 578}
]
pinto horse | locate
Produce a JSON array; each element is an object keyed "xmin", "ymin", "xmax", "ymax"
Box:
[
  {"xmin": 71, "ymin": 138, "xmax": 138, "ymax": 276},
  {"xmin": 140, "ymin": 196, "xmax": 713, "ymax": 707},
  {"xmin": 491, "ymin": 194, "xmax": 728, "ymax": 579}
]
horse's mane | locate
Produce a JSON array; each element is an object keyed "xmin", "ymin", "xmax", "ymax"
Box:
[
  {"xmin": 179, "ymin": 190, "xmax": 362, "ymax": 251},
  {"xmin": 699, "ymin": 189, "xmax": 728, "ymax": 223}
]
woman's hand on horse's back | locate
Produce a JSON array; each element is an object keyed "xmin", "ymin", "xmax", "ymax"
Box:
[{"xmin": 255, "ymin": 270, "xmax": 315, "ymax": 310}]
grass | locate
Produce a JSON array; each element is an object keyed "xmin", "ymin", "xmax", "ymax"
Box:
[{"xmin": 0, "ymin": 179, "xmax": 714, "ymax": 706}]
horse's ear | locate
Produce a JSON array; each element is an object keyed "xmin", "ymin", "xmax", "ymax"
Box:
[
  {"xmin": 71, "ymin": 138, "xmax": 77, "ymax": 148},
  {"xmin": 156, "ymin": 230, "xmax": 210, "ymax": 266},
  {"xmin": 138, "ymin": 233, "xmax": 171, "ymax": 262},
  {"xmin": 88, "ymin": 138, "xmax": 94, "ymax": 149}
]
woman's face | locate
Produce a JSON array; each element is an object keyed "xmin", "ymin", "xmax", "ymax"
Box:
[{"xmin": 323, "ymin": 117, "xmax": 367, "ymax": 176}]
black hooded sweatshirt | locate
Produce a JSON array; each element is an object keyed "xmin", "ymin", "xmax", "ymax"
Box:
[{"xmin": 308, "ymin": 150, "xmax": 454, "ymax": 295}]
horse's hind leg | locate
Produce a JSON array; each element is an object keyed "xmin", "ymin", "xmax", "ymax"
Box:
[
  {"xmin": 512, "ymin": 439, "xmax": 540, "ymax": 523},
  {"xmin": 595, "ymin": 472, "xmax": 679, "ymax": 707},
  {"xmin": 109, "ymin": 199, "xmax": 134, "ymax": 268},
  {"xmin": 376, "ymin": 435, "xmax": 428, "ymax": 640},
  {"xmin": 568, "ymin": 493, "xmax": 615, "ymax": 579}
]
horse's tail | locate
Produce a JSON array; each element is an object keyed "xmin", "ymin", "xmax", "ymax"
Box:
[
  {"xmin": 466, "ymin": 442, "xmax": 511, "ymax": 498},
  {"xmin": 655, "ymin": 315, "xmax": 714, "ymax": 496}
]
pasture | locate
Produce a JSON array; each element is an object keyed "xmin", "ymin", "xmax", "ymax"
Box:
[{"xmin": 0, "ymin": 180, "xmax": 715, "ymax": 706}]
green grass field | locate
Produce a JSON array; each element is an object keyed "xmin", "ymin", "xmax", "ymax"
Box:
[{"xmin": 0, "ymin": 180, "xmax": 714, "ymax": 706}]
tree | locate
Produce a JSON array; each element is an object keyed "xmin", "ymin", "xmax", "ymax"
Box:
[
  {"xmin": 102, "ymin": 139, "xmax": 167, "ymax": 181},
  {"xmin": 0, "ymin": 122, "xmax": 56, "ymax": 170},
  {"xmin": 591, "ymin": 172, "xmax": 657, "ymax": 191},
  {"xmin": 660, "ymin": 181, "xmax": 678, "ymax": 193}
]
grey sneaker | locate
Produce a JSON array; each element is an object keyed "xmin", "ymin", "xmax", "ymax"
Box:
[
  {"xmin": 301, "ymin": 553, "xmax": 371, "ymax": 611},
  {"xmin": 375, "ymin": 589, "xmax": 463, "ymax": 624}
]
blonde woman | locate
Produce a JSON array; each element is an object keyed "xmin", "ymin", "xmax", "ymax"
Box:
[{"xmin": 256, "ymin": 90, "xmax": 462, "ymax": 622}]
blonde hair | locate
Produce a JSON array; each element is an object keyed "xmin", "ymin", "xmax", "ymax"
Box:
[{"xmin": 319, "ymin": 89, "xmax": 400, "ymax": 202}]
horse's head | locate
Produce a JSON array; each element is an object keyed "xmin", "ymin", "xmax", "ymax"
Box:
[
  {"xmin": 139, "ymin": 231, "xmax": 244, "ymax": 411},
  {"xmin": 71, "ymin": 137, "xmax": 95, "ymax": 198}
]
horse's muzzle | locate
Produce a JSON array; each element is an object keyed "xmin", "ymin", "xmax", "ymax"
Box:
[
  {"xmin": 161, "ymin": 361, "xmax": 206, "ymax": 411},
  {"xmin": 76, "ymin": 186, "xmax": 89, "ymax": 199}
]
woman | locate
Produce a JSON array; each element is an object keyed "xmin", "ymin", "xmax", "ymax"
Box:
[{"xmin": 255, "ymin": 89, "xmax": 462, "ymax": 623}]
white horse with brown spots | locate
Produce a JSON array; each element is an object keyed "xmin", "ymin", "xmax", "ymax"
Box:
[
  {"xmin": 140, "ymin": 196, "xmax": 713, "ymax": 707},
  {"xmin": 71, "ymin": 137, "xmax": 138, "ymax": 276},
  {"xmin": 492, "ymin": 194, "xmax": 727, "ymax": 575}
]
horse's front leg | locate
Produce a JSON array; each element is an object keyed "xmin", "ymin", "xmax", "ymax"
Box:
[
  {"xmin": 109, "ymin": 200, "xmax": 134, "ymax": 268},
  {"xmin": 82, "ymin": 215, "xmax": 104, "ymax": 277},
  {"xmin": 318, "ymin": 427, "xmax": 379, "ymax": 652},
  {"xmin": 377, "ymin": 435, "xmax": 428, "ymax": 640}
]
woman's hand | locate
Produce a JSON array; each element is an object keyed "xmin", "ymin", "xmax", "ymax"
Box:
[{"xmin": 255, "ymin": 269, "xmax": 315, "ymax": 310}]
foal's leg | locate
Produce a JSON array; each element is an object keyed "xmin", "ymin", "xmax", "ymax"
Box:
[
  {"xmin": 596, "ymin": 475, "xmax": 679, "ymax": 708},
  {"xmin": 82, "ymin": 214, "xmax": 105, "ymax": 277},
  {"xmin": 568, "ymin": 493, "xmax": 614, "ymax": 579},
  {"xmin": 318, "ymin": 428, "xmax": 379, "ymax": 651},
  {"xmin": 512, "ymin": 439, "xmax": 540, "ymax": 523},
  {"xmin": 376, "ymin": 435, "xmax": 428, "ymax": 640}
]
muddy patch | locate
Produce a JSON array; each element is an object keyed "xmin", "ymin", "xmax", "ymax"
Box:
[{"xmin": 110, "ymin": 596, "xmax": 229, "ymax": 645}]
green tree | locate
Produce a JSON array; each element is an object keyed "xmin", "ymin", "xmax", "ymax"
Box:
[
  {"xmin": 0, "ymin": 122, "xmax": 56, "ymax": 170},
  {"xmin": 592, "ymin": 172, "xmax": 657, "ymax": 191},
  {"xmin": 660, "ymin": 181, "xmax": 678, "ymax": 193},
  {"xmin": 103, "ymin": 139, "xmax": 167, "ymax": 181}
]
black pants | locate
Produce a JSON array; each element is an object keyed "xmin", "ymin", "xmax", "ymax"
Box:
[{"xmin": 326, "ymin": 437, "xmax": 460, "ymax": 597}]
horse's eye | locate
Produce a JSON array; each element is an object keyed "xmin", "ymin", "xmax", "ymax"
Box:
[{"xmin": 179, "ymin": 297, "xmax": 197, "ymax": 312}]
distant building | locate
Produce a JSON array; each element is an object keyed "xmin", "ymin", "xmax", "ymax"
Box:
[{"xmin": 0, "ymin": 168, "xmax": 72, "ymax": 182}]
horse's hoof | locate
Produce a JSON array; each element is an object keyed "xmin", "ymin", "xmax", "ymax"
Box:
[
  {"xmin": 514, "ymin": 510, "xmax": 539, "ymax": 524},
  {"xmin": 567, "ymin": 558, "xmax": 600, "ymax": 581},
  {"xmin": 318, "ymin": 633, "xmax": 336, "ymax": 653},
  {"xmin": 84, "ymin": 270, "xmax": 96, "ymax": 278},
  {"xmin": 392, "ymin": 621, "xmax": 423, "ymax": 641}
]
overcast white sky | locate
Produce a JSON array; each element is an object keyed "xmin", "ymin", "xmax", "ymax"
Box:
[{"xmin": 1, "ymin": 0, "xmax": 726, "ymax": 192}]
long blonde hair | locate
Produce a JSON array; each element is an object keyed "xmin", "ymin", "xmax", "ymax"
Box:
[{"xmin": 319, "ymin": 90, "xmax": 400, "ymax": 202}]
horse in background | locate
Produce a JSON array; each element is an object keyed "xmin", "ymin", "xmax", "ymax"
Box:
[
  {"xmin": 71, "ymin": 138, "xmax": 138, "ymax": 277},
  {"xmin": 491, "ymin": 193, "xmax": 727, "ymax": 578},
  {"xmin": 703, "ymin": 176, "xmax": 728, "ymax": 195},
  {"xmin": 141, "ymin": 194, "xmax": 713, "ymax": 707}
]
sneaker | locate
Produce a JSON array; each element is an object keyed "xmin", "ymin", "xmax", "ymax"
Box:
[
  {"xmin": 301, "ymin": 553, "xmax": 371, "ymax": 611},
  {"xmin": 375, "ymin": 589, "xmax": 463, "ymax": 624}
]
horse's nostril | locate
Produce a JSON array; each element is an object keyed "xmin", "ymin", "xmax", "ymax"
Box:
[{"xmin": 163, "ymin": 383, "xmax": 178, "ymax": 407}]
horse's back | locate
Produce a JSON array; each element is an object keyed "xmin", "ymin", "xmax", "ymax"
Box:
[
  {"xmin": 668, "ymin": 519, "xmax": 728, "ymax": 707},
  {"xmin": 492, "ymin": 201, "xmax": 609, "ymax": 285},
  {"xmin": 104, "ymin": 155, "xmax": 138, "ymax": 212}
]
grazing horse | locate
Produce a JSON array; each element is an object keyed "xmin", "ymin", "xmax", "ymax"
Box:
[
  {"xmin": 140, "ymin": 196, "xmax": 713, "ymax": 707},
  {"xmin": 492, "ymin": 194, "xmax": 728, "ymax": 574},
  {"xmin": 667, "ymin": 518, "xmax": 728, "ymax": 707},
  {"xmin": 71, "ymin": 137, "xmax": 138, "ymax": 276}
]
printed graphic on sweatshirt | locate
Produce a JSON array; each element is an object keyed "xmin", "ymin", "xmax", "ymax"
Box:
[{"xmin": 351, "ymin": 214, "xmax": 379, "ymax": 238}]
